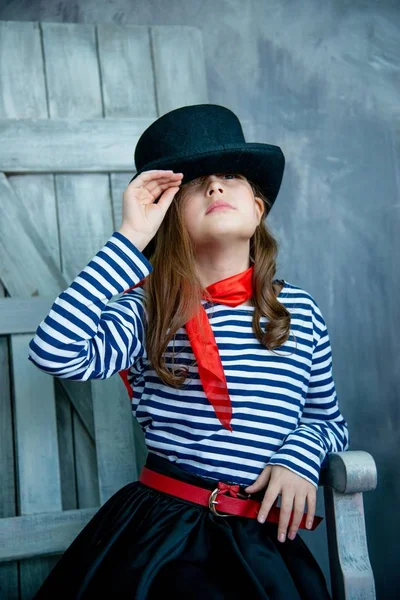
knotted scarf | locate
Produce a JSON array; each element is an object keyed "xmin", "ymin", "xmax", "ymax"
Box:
[{"xmin": 119, "ymin": 265, "xmax": 254, "ymax": 432}]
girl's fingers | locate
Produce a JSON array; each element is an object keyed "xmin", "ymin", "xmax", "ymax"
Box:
[
  {"xmin": 146, "ymin": 179, "xmax": 182, "ymax": 194},
  {"xmin": 133, "ymin": 170, "xmax": 183, "ymax": 186},
  {"xmin": 305, "ymin": 491, "xmax": 316, "ymax": 530},
  {"xmin": 245, "ymin": 465, "xmax": 272, "ymax": 494},
  {"xmin": 277, "ymin": 492, "xmax": 295, "ymax": 543},
  {"xmin": 128, "ymin": 175, "xmax": 183, "ymax": 205},
  {"xmin": 146, "ymin": 181, "xmax": 182, "ymax": 203},
  {"xmin": 156, "ymin": 186, "xmax": 181, "ymax": 212},
  {"xmin": 145, "ymin": 174, "xmax": 183, "ymax": 185},
  {"xmin": 132, "ymin": 177, "xmax": 181, "ymax": 194},
  {"xmin": 136, "ymin": 169, "xmax": 174, "ymax": 179},
  {"xmin": 257, "ymin": 485, "xmax": 279, "ymax": 524},
  {"xmin": 287, "ymin": 493, "xmax": 307, "ymax": 540}
]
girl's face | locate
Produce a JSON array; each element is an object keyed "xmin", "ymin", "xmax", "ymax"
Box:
[{"xmin": 180, "ymin": 173, "xmax": 265, "ymax": 249}]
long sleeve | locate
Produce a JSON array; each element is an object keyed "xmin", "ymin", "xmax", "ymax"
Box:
[
  {"xmin": 28, "ymin": 232, "xmax": 152, "ymax": 380},
  {"xmin": 267, "ymin": 306, "xmax": 350, "ymax": 488}
]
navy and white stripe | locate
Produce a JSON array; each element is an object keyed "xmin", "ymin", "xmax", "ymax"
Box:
[{"xmin": 29, "ymin": 231, "xmax": 350, "ymax": 488}]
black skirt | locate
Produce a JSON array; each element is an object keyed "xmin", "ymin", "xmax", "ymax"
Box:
[{"xmin": 33, "ymin": 453, "xmax": 332, "ymax": 599}]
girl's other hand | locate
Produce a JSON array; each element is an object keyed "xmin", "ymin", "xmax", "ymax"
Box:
[{"xmin": 244, "ymin": 464, "xmax": 316, "ymax": 543}]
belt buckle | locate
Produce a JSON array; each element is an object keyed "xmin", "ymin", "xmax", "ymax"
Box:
[{"xmin": 208, "ymin": 487, "xmax": 233, "ymax": 517}]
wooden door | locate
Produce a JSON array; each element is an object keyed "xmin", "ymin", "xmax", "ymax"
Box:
[{"xmin": 0, "ymin": 20, "xmax": 208, "ymax": 599}]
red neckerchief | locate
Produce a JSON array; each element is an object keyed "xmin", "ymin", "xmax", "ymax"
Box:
[{"xmin": 119, "ymin": 266, "xmax": 254, "ymax": 432}]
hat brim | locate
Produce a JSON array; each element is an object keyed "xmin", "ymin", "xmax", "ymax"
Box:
[{"xmin": 129, "ymin": 143, "xmax": 285, "ymax": 260}]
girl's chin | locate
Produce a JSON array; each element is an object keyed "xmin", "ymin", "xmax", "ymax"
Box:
[{"xmin": 193, "ymin": 231, "xmax": 255, "ymax": 246}]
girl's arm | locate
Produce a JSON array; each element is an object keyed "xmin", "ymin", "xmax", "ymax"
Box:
[
  {"xmin": 28, "ymin": 232, "xmax": 152, "ymax": 380},
  {"xmin": 268, "ymin": 306, "xmax": 350, "ymax": 489}
]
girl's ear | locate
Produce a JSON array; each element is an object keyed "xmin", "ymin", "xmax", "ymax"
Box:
[{"xmin": 255, "ymin": 195, "xmax": 265, "ymax": 222}]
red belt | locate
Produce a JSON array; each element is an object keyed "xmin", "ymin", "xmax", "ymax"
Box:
[{"xmin": 139, "ymin": 467, "xmax": 322, "ymax": 530}]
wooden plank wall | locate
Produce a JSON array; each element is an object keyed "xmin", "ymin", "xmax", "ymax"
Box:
[
  {"xmin": 0, "ymin": 20, "xmax": 208, "ymax": 599},
  {"xmin": 41, "ymin": 22, "xmax": 138, "ymax": 506},
  {"xmin": 0, "ymin": 21, "xmax": 62, "ymax": 600}
]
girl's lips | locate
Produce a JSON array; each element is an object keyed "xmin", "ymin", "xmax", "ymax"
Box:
[{"xmin": 206, "ymin": 204, "xmax": 236, "ymax": 214}]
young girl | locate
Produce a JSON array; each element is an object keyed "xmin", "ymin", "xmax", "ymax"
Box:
[{"xmin": 29, "ymin": 104, "xmax": 349, "ymax": 599}]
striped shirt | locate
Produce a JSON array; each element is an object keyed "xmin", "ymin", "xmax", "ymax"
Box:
[{"xmin": 28, "ymin": 231, "xmax": 349, "ymax": 488}]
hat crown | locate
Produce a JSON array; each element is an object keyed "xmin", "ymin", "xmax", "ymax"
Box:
[{"xmin": 135, "ymin": 104, "xmax": 245, "ymax": 171}]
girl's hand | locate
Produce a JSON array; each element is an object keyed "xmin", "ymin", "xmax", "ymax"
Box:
[
  {"xmin": 244, "ymin": 464, "xmax": 316, "ymax": 543},
  {"xmin": 119, "ymin": 169, "xmax": 183, "ymax": 247}
]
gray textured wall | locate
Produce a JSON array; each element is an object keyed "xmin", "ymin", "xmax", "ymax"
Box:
[{"xmin": 1, "ymin": 0, "xmax": 399, "ymax": 598}]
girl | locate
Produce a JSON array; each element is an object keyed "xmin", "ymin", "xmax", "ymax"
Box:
[{"xmin": 29, "ymin": 104, "xmax": 349, "ymax": 599}]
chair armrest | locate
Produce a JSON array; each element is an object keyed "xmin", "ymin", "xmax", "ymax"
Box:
[
  {"xmin": 319, "ymin": 450, "xmax": 377, "ymax": 493},
  {"xmin": 320, "ymin": 450, "xmax": 377, "ymax": 599}
]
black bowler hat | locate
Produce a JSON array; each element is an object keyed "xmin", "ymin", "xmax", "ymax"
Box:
[{"xmin": 129, "ymin": 104, "xmax": 285, "ymax": 258}]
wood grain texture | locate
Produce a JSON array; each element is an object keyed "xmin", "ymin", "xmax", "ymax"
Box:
[
  {"xmin": 11, "ymin": 170, "xmax": 79, "ymax": 516},
  {"xmin": 55, "ymin": 174, "xmax": 114, "ymax": 280},
  {"xmin": 54, "ymin": 381, "xmax": 78, "ymax": 510},
  {"xmin": 0, "ymin": 173, "xmax": 67, "ymax": 297},
  {"xmin": 0, "ymin": 297, "xmax": 54, "ymax": 335},
  {"xmin": 74, "ymin": 416, "xmax": 100, "ymax": 508},
  {"xmin": 110, "ymin": 172, "xmax": 131, "ymax": 230},
  {"xmin": 320, "ymin": 451, "xmax": 378, "ymax": 598},
  {"xmin": 0, "ymin": 117, "xmax": 151, "ymax": 172},
  {"xmin": 97, "ymin": 23, "xmax": 157, "ymax": 119},
  {"xmin": 10, "ymin": 175, "xmax": 61, "ymax": 267},
  {"xmin": 0, "ymin": 20, "xmax": 61, "ymax": 597},
  {"xmin": 42, "ymin": 22, "xmax": 103, "ymax": 119},
  {"xmin": 324, "ymin": 486, "xmax": 376, "ymax": 600},
  {"xmin": 320, "ymin": 451, "xmax": 378, "ymax": 494},
  {"xmin": 11, "ymin": 334, "xmax": 62, "ymax": 515},
  {"xmin": 59, "ymin": 379, "xmax": 95, "ymax": 442},
  {"xmin": 150, "ymin": 26, "xmax": 208, "ymax": 114},
  {"xmin": 91, "ymin": 377, "xmax": 138, "ymax": 503},
  {"xmin": 11, "ymin": 170, "xmax": 78, "ymax": 513},
  {"xmin": 96, "ymin": 21, "xmax": 157, "ymax": 498},
  {"xmin": 43, "ymin": 21, "xmax": 104, "ymax": 515},
  {"xmin": 0, "ymin": 508, "xmax": 97, "ymax": 561},
  {"xmin": 97, "ymin": 23, "xmax": 157, "ymax": 229},
  {"xmin": 0, "ymin": 21, "xmax": 47, "ymax": 118}
]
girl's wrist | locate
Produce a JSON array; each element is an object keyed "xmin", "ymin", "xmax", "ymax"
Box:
[{"xmin": 117, "ymin": 225, "xmax": 151, "ymax": 252}]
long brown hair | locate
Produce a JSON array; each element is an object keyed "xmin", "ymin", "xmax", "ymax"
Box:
[{"xmin": 142, "ymin": 175, "xmax": 292, "ymax": 387}]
